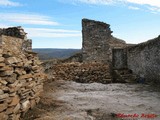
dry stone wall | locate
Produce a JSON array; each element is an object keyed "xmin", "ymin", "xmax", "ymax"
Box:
[
  {"xmin": 48, "ymin": 62, "xmax": 112, "ymax": 84},
  {"xmin": 0, "ymin": 27, "xmax": 45, "ymax": 120}
]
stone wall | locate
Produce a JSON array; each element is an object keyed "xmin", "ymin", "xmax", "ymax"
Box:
[
  {"xmin": 82, "ymin": 18, "xmax": 126, "ymax": 64},
  {"xmin": 82, "ymin": 18, "xmax": 160, "ymax": 84},
  {"xmin": 112, "ymin": 48, "xmax": 127, "ymax": 69},
  {"xmin": 127, "ymin": 36, "xmax": 160, "ymax": 83},
  {"xmin": 0, "ymin": 27, "xmax": 45, "ymax": 119}
]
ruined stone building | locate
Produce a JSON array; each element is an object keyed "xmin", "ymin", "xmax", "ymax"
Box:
[
  {"xmin": 0, "ymin": 27, "xmax": 45, "ymax": 119},
  {"xmin": 82, "ymin": 18, "xmax": 160, "ymax": 83}
]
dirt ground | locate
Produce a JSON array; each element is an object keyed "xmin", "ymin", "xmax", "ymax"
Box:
[{"xmin": 23, "ymin": 80, "xmax": 160, "ymax": 120}]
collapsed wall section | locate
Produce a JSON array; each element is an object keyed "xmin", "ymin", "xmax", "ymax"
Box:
[
  {"xmin": 0, "ymin": 27, "xmax": 45, "ymax": 119},
  {"xmin": 127, "ymin": 36, "xmax": 160, "ymax": 83}
]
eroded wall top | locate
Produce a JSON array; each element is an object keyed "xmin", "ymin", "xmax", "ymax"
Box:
[{"xmin": 0, "ymin": 27, "xmax": 32, "ymax": 51}]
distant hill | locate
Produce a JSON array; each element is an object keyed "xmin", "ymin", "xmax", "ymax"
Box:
[{"xmin": 33, "ymin": 48, "xmax": 81, "ymax": 60}]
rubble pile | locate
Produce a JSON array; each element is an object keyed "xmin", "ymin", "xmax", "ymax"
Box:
[
  {"xmin": 0, "ymin": 28, "xmax": 46, "ymax": 120},
  {"xmin": 50, "ymin": 62, "xmax": 112, "ymax": 84}
]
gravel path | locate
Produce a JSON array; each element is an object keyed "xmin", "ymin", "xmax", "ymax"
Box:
[{"xmin": 23, "ymin": 80, "xmax": 160, "ymax": 120}]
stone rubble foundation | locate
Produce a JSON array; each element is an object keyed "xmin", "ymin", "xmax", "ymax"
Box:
[{"xmin": 45, "ymin": 62, "xmax": 112, "ymax": 84}]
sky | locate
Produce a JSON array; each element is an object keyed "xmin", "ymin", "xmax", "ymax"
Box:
[{"xmin": 0, "ymin": 0, "xmax": 160, "ymax": 48}]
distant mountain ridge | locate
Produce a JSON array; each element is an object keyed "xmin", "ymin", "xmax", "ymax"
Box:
[{"xmin": 33, "ymin": 48, "xmax": 81, "ymax": 60}]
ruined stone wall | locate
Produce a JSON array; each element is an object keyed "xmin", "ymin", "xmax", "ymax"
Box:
[
  {"xmin": 82, "ymin": 19, "xmax": 126, "ymax": 64},
  {"xmin": 127, "ymin": 36, "xmax": 160, "ymax": 83},
  {"xmin": 0, "ymin": 28, "xmax": 45, "ymax": 119},
  {"xmin": 112, "ymin": 48, "xmax": 127, "ymax": 69},
  {"xmin": 0, "ymin": 26, "xmax": 32, "ymax": 51}
]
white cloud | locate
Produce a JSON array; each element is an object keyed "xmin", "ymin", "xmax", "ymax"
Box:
[
  {"xmin": 148, "ymin": 6, "xmax": 160, "ymax": 13},
  {"xmin": 0, "ymin": 13, "xmax": 59, "ymax": 25},
  {"xmin": 0, "ymin": 23, "xmax": 9, "ymax": 28},
  {"xmin": 0, "ymin": 0, "xmax": 22, "ymax": 7},
  {"xmin": 26, "ymin": 28, "xmax": 80, "ymax": 33},
  {"xmin": 76, "ymin": 0, "xmax": 113, "ymax": 5},
  {"xmin": 71, "ymin": 0, "xmax": 160, "ymax": 12},
  {"xmin": 125, "ymin": 0, "xmax": 160, "ymax": 8},
  {"xmin": 128, "ymin": 6, "xmax": 140, "ymax": 10},
  {"xmin": 25, "ymin": 28, "xmax": 81, "ymax": 38}
]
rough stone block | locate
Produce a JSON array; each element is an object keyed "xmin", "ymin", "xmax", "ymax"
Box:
[
  {"xmin": 0, "ymin": 79, "xmax": 8, "ymax": 85},
  {"xmin": 24, "ymin": 60, "xmax": 32, "ymax": 66},
  {"xmin": 9, "ymin": 92, "xmax": 16, "ymax": 97},
  {"xmin": 9, "ymin": 95, "xmax": 20, "ymax": 106},
  {"xmin": 0, "ymin": 112, "xmax": 8, "ymax": 120},
  {"xmin": 13, "ymin": 103, "xmax": 20, "ymax": 113},
  {"xmin": 0, "ymin": 63, "xmax": 5, "ymax": 67},
  {"xmin": 0, "ymin": 93, "xmax": 9, "ymax": 101},
  {"xmin": 0, "ymin": 57, "xmax": 4, "ymax": 62},
  {"xmin": 21, "ymin": 100, "xmax": 30, "ymax": 112},
  {"xmin": 5, "ymin": 57, "xmax": 19, "ymax": 64},
  {"xmin": 18, "ymin": 74, "xmax": 32, "ymax": 80},
  {"xmin": 6, "ymin": 106, "xmax": 14, "ymax": 114},
  {"xmin": 14, "ymin": 68, "xmax": 24, "ymax": 75},
  {"xmin": 5, "ymin": 73, "xmax": 17, "ymax": 84},
  {"xmin": 0, "ymin": 70, "xmax": 14, "ymax": 76},
  {"xmin": 0, "ymin": 102, "xmax": 8, "ymax": 112},
  {"xmin": 0, "ymin": 89, "xmax": 4, "ymax": 95},
  {"xmin": 0, "ymin": 66, "xmax": 13, "ymax": 72}
]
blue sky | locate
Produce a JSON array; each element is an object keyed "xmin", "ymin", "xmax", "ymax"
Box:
[{"xmin": 0, "ymin": 0, "xmax": 160, "ymax": 48}]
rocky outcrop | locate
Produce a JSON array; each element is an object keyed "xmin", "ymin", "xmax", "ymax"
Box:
[{"xmin": 0, "ymin": 27, "xmax": 46, "ymax": 120}]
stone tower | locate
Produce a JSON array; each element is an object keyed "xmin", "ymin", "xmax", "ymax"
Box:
[
  {"xmin": 82, "ymin": 18, "xmax": 113, "ymax": 63},
  {"xmin": 82, "ymin": 18, "xmax": 126, "ymax": 64}
]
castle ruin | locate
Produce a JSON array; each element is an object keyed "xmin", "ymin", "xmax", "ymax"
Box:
[{"xmin": 82, "ymin": 18, "xmax": 160, "ymax": 84}]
